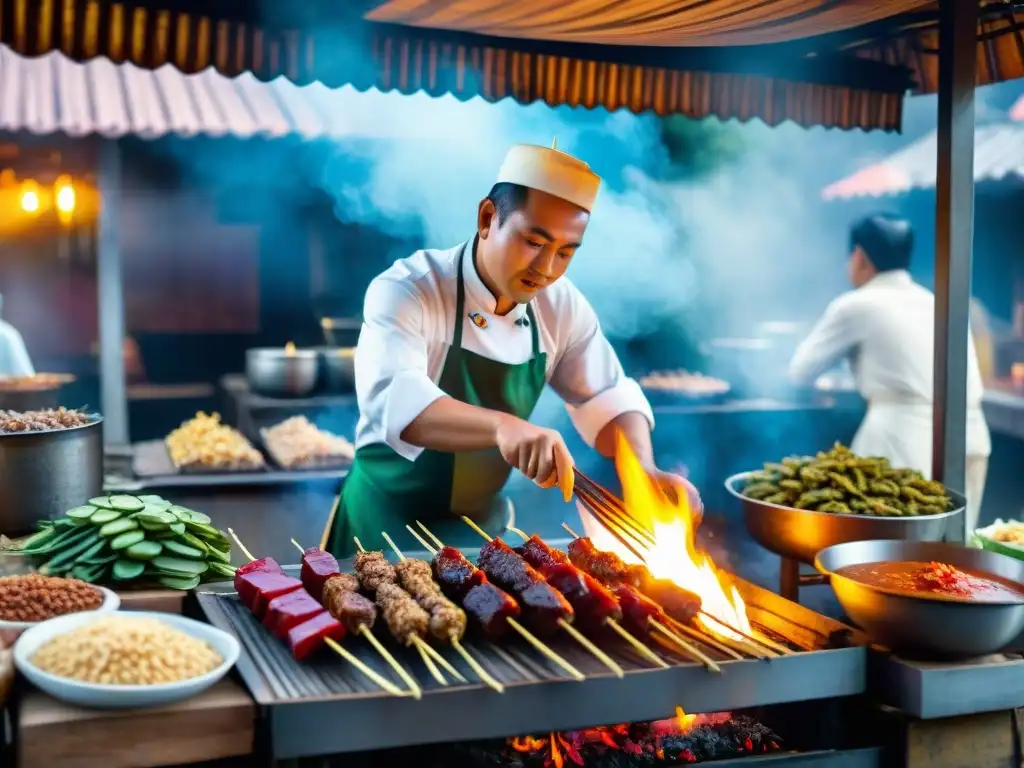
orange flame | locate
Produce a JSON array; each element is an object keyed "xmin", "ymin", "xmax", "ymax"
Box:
[
  {"xmin": 613, "ymin": 432, "xmax": 752, "ymax": 641},
  {"xmin": 284, "ymin": 341, "xmax": 297, "ymax": 356},
  {"xmin": 675, "ymin": 706, "xmax": 697, "ymax": 733}
]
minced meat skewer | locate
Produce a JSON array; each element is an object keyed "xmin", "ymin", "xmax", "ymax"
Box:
[
  {"xmin": 395, "ymin": 559, "xmax": 468, "ymax": 641},
  {"xmin": 375, "ymin": 582, "xmax": 430, "ymax": 643},
  {"xmin": 354, "ymin": 551, "xmax": 397, "ymax": 593},
  {"xmin": 321, "ymin": 574, "xmax": 378, "ymax": 633}
]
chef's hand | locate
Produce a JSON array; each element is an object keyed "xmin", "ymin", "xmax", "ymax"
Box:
[
  {"xmin": 495, "ymin": 416, "xmax": 574, "ymax": 502},
  {"xmin": 647, "ymin": 468, "xmax": 704, "ymax": 529}
]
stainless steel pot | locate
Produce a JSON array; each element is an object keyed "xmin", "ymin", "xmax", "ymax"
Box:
[
  {"xmin": 815, "ymin": 539, "xmax": 1024, "ymax": 658},
  {"xmin": 725, "ymin": 472, "xmax": 963, "ymax": 564},
  {"xmin": 313, "ymin": 347, "xmax": 355, "ymax": 393},
  {"xmin": 0, "ymin": 419, "xmax": 103, "ymax": 535},
  {"xmin": 246, "ymin": 348, "xmax": 319, "ymax": 398}
]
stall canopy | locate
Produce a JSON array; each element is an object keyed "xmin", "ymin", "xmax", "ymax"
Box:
[
  {"xmin": 0, "ymin": 0, "xmax": 1023, "ymax": 132},
  {"xmin": 821, "ymin": 119, "xmax": 1024, "ymax": 200}
]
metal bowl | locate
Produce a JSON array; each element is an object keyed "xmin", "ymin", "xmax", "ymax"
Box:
[
  {"xmin": 313, "ymin": 347, "xmax": 355, "ymax": 393},
  {"xmin": 0, "ymin": 418, "xmax": 103, "ymax": 535},
  {"xmin": 815, "ymin": 539, "xmax": 1024, "ymax": 658},
  {"xmin": 245, "ymin": 348, "xmax": 319, "ymax": 399},
  {"xmin": 0, "ymin": 374, "xmax": 75, "ymax": 411},
  {"xmin": 725, "ymin": 472, "xmax": 963, "ymax": 564}
]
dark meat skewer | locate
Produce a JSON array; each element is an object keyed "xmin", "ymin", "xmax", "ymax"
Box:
[
  {"xmin": 432, "ymin": 546, "xmax": 521, "ymax": 639},
  {"xmin": 477, "ymin": 538, "xmax": 575, "ymax": 635},
  {"xmin": 567, "ymin": 536, "xmax": 702, "ymax": 624},
  {"xmin": 516, "ymin": 536, "xmax": 622, "ymax": 629}
]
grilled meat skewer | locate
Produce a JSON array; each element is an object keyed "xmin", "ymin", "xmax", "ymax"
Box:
[
  {"xmin": 432, "ymin": 546, "xmax": 521, "ymax": 638},
  {"xmin": 395, "ymin": 558, "xmax": 468, "ymax": 642},
  {"xmin": 354, "ymin": 551, "xmax": 430, "ymax": 644},
  {"xmin": 321, "ymin": 573, "xmax": 379, "ymax": 633},
  {"xmin": 477, "ymin": 538, "xmax": 574, "ymax": 635}
]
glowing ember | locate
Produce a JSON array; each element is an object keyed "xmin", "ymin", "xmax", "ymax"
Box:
[
  {"xmin": 284, "ymin": 341, "xmax": 297, "ymax": 356},
  {"xmin": 614, "ymin": 433, "xmax": 752, "ymax": 642}
]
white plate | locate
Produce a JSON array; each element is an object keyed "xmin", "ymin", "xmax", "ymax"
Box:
[
  {"xmin": 0, "ymin": 586, "xmax": 120, "ymax": 632},
  {"xmin": 14, "ymin": 610, "xmax": 240, "ymax": 709}
]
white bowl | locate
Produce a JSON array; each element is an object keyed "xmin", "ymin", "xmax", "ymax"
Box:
[
  {"xmin": 14, "ymin": 610, "xmax": 240, "ymax": 709},
  {"xmin": 0, "ymin": 586, "xmax": 120, "ymax": 632}
]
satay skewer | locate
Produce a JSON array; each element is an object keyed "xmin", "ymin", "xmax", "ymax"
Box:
[
  {"xmin": 379, "ymin": 531, "xmax": 508, "ymax": 694},
  {"xmin": 225, "ymin": 529, "xmax": 407, "ymax": 698},
  {"xmin": 460, "ymin": 517, "xmax": 624, "ymax": 679},
  {"xmin": 410, "ymin": 523, "xmax": 586, "ymax": 682}
]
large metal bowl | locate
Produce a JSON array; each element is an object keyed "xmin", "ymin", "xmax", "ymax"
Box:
[
  {"xmin": 246, "ymin": 348, "xmax": 319, "ymax": 399},
  {"xmin": 0, "ymin": 418, "xmax": 103, "ymax": 535},
  {"xmin": 725, "ymin": 471, "xmax": 963, "ymax": 564},
  {"xmin": 815, "ymin": 539, "xmax": 1024, "ymax": 658},
  {"xmin": 313, "ymin": 347, "xmax": 355, "ymax": 393}
]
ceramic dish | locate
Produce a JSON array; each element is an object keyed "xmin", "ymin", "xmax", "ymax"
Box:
[
  {"xmin": 0, "ymin": 586, "xmax": 120, "ymax": 632},
  {"xmin": 14, "ymin": 610, "xmax": 240, "ymax": 708}
]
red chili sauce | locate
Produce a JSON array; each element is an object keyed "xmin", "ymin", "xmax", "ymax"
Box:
[{"xmin": 834, "ymin": 561, "xmax": 1024, "ymax": 603}]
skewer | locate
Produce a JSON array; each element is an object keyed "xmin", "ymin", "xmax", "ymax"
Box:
[
  {"xmin": 379, "ymin": 531, "xmax": 471, "ymax": 686},
  {"xmin": 698, "ymin": 612, "xmax": 785, "ymax": 657},
  {"xmin": 504, "ymin": 526, "xmax": 666, "ymax": 670},
  {"xmin": 418, "ymin": 521, "xmax": 585, "ymax": 682},
  {"xmin": 319, "ymin": 492, "xmax": 342, "ymax": 551},
  {"xmin": 573, "ymin": 472, "xmax": 656, "ymax": 548},
  {"xmin": 669, "ymin": 617, "xmax": 768, "ymax": 661},
  {"xmin": 667, "ymin": 619, "xmax": 744, "ymax": 661},
  {"xmin": 461, "ymin": 517, "xmax": 623, "ymax": 678},
  {"xmin": 399, "ymin": 527, "xmax": 506, "ymax": 693},
  {"xmin": 288, "ymin": 539, "xmax": 428, "ymax": 693},
  {"xmin": 225, "ymin": 529, "xmax": 406, "ymax": 698}
]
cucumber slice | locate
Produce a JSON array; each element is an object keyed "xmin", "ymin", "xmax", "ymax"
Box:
[
  {"xmin": 138, "ymin": 519, "xmax": 171, "ymax": 532},
  {"xmin": 162, "ymin": 540, "xmax": 204, "ymax": 559},
  {"xmin": 169, "ymin": 522, "xmax": 186, "ymax": 536},
  {"xmin": 89, "ymin": 508, "xmax": 122, "ymax": 525},
  {"xmin": 125, "ymin": 540, "xmax": 162, "ymax": 560},
  {"xmin": 88, "ymin": 496, "xmax": 116, "ymax": 510},
  {"xmin": 66, "ymin": 506, "xmax": 96, "ymax": 520},
  {"xmin": 51, "ymin": 517, "xmax": 77, "ymax": 530},
  {"xmin": 169, "ymin": 507, "xmax": 193, "ymax": 523},
  {"xmin": 158, "ymin": 574, "xmax": 201, "ymax": 591},
  {"xmin": 136, "ymin": 511, "xmax": 177, "ymax": 526},
  {"xmin": 204, "ymin": 546, "xmax": 231, "ymax": 565},
  {"xmin": 111, "ymin": 530, "xmax": 146, "ymax": 551},
  {"xmin": 152, "ymin": 556, "xmax": 209, "ymax": 576},
  {"xmin": 100, "ymin": 518, "xmax": 139, "ymax": 537},
  {"xmin": 139, "ymin": 495, "xmax": 167, "ymax": 504},
  {"xmin": 150, "ymin": 530, "xmax": 177, "ymax": 540},
  {"xmin": 178, "ymin": 508, "xmax": 211, "ymax": 525},
  {"xmin": 206, "ymin": 562, "xmax": 237, "ymax": 578},
  {"xmin": 180, "ymin": 532, "xmax": 209, "ymax": 553},
  {"xmin": 113, "ymin": 559, "xmax": 146, "ymax": 580},
  {"xmin": 108, "ymin": 495, "xmax": 145, "ymax": 513}
]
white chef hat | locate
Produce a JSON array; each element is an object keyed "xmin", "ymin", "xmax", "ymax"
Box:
[{"xmin": 496, "ymin": 140, "xmax": 601, "ymax": 212}]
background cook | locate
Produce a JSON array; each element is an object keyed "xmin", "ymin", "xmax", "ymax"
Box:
[{"xmin": 324, "ymin": 142, "xmax": 699, "ymax": 557}]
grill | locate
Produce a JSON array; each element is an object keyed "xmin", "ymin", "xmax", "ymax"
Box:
[{"xmin": 198, "ymin": 555, "xmax": 867, "ymax": 760}]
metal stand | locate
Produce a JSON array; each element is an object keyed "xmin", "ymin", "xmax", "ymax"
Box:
[{"xmin": 780, "ymin": 557, "xmax": 801, "ymax": 602}]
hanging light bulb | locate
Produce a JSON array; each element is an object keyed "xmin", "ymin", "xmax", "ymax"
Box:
[
  {"xmin": 20, "ymin": 181, "xmax": 40, "ymax": 214},
  {"xmin": 55, "ymin": 176, "xmax": 75, "ymax": 213}
]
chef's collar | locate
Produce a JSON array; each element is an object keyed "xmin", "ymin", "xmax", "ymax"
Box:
[
  {"xmin": 463, "ymin": 239, "xmax": 529, "ymax": 322},
  {"xmin": 864, "ymin": 269, "xmax": 912, "ymax": 288}
]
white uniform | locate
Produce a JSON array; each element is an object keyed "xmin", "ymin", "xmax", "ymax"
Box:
[
  {"xmin": 789, "ymin": 270, "xmax": 991, "ymax": 531},
  {"xmin": 0, "ymin": 320, "xmax": 34, "ymax": 376},
  {"xmin": 354, "ymin": 242, "xmax": 654, "ymax": 461}
]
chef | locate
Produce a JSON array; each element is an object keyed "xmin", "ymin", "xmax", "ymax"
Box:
[
  {"xmin": 323, "ymin": 142, "xmax": 696, "ymax": 557},
  {"xmin": 0, "ymin": 293, "xmax": 34, "ymax": 376},
  {"xmin": 789, "ymin": 213, "xmax": 991, "ymax": 531}
]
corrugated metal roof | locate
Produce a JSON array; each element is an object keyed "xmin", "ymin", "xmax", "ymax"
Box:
[
  {"xmin": 821, "ymin": 123, "xmax": 1024, "ymax": 200},
  {"xmin": 0, "ymin": 43, "xmax": 381, "ymax": 141}
]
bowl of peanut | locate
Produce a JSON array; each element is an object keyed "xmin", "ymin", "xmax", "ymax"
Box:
[
  {"xmin": 14, "ymin": 612, "xmax": 239, "ymax": 708},
  {"xmin": 0, "ymin": 575, "xmax": 119, "ymax": 631}
]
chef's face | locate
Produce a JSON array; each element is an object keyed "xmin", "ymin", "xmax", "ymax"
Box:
[{"xmin": 477, "ymin": 189, "xmax": 590, "ymax": 305}]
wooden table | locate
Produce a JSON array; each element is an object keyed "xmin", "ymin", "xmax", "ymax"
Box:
[{"xmin": 17, "ymin": 678, "xmax": 256, "ymax": 768}]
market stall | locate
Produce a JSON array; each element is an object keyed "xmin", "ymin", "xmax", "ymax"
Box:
[{"xmin": 1, "ymin": 0, "xmax": 1023, "ymax": 766}]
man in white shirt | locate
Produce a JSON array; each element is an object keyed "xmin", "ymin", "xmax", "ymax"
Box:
[
  {"xmin": 0, "ymin": 293, "xmax": 34, "ymax": 376},
  {"xmin": 323, "ymin": 143, "xmax": 696, "ymax": 556},
  {"xmin": 789, "ymin": 214, "xmax": 991, "ymax": 532}
]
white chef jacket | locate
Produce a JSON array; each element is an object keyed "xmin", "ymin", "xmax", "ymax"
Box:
[
  {"xmin": 789, "ymin": 270, "xmax": 991, "ymax": 474},
  {"xmin": 0, "ymin": 320, "xmax": 34, "ymax": 376},
  {"xmin": 355, "ymin": 241, "xmax": 654, "ymax": 462}
]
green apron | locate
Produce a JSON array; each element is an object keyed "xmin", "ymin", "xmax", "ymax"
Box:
[{"xmin": 325, "ymin": 242, "xmax": 548, "ymax": 557}]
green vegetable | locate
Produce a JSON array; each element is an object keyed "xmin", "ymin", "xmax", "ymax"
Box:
[
  {"xmin": 108, "ymin": 495, "xmax": 145, "ymax": 512},
  {"xmin": 204, "ymin": 546, "xmax": 231, "ymax": 565},
  {"xmin": 168, "ymin": 522, "xmax": 186, "ymax": 536},
  {"xmin": 100, "ymin": 517, "xmax": 139, "ymax": 537},
  {"xmin": 72, "ymin": 538, "xmax": 108, "ymax": 566},
  {"xmin": 113, "ymin": 559, "xmax": 146, "ymax": 580},
  {"xmin": 88, "ymin": 496, "xmax": 115, "ymax": 509},
  {"xmin": 66, "ymin": 505, "xmax": 96, "ymax": 520},
  {"xmin": 207, "ymin": 562, "xmax": 237, "ymax": 578},
  {"xmin": 158, "ymin": 574, "xmax": 201, "ymax": 590},
  {"xmin": 89, "ymin": 508, "xmax": 122, "ymax": 525},
  {"xmin": 125, "ymin": 540, "xmax": 163, "ymax": 560},
  {"xmin": 111, "ymin": 530, "xmax": 146, "ymax": 550},
  {"xmin": 162, "ymin": 540, "xmax": 204, "ymax": 559},
  {"xmin": 44, "ymin": 530, "xmax": 103, "ymax": 571},
  {"xmin": 152, "ymin": 556, "xmax": 209, "ymax": 576}
]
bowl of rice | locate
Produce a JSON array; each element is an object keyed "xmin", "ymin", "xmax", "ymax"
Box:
[{"xmin": 13, "ymin": 611, "xmax": 239, "ymax": 708}]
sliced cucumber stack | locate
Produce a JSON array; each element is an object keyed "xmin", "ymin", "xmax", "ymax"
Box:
[{"xmin": 11, "ymin": 493, "xmax": 236, "ymax": 590}]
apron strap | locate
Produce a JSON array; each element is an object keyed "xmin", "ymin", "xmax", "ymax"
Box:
[{"xmin": 455, "ymin": 241, "xmax": 542, "ymax": 356}]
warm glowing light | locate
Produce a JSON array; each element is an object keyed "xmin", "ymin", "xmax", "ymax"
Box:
[
  {"xmin": 676, "ymin": 706, "xmax": 697, "ymax": 733},
  {"xmin": 55, "ymin": 183, "xmax": 75, "ymax": 213},
  {"xmin": 284, "ymin": 341, "xmax": 296, "ymax": 356},
  {"xmin": 613, "ymin": 432, "xmax": 752, "ymax": 641},
  {"xmin": 20, "ymin": 188, "xmax": 39, "ymax": 213}
]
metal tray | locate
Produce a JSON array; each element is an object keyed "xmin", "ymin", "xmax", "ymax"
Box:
[{"xmin": 197, "ymin": 569, "xmax": 867, "ymax": 759}]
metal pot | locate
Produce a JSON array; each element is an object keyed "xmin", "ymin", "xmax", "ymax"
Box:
[
  {"xmin": 0, "ymin": 374, "xmax": 75, "ymax": 411},
  {"xmin": 313, "ymin": 347, "xmax": 356, "ymax": 393},
  {"xmin": 0, "ymin": 419, "xmax": 103, "ymax": 535},
  {"xmin": 725, "ymin": 472, "xmax": 963, "ymax": 564},
  {"xmin": 246, "ymin": 348, "xmax": 319, "ymax": 398},
  {"xmin": 815, "ymin": 539, "xmax": 1024, "ymax": 658}
]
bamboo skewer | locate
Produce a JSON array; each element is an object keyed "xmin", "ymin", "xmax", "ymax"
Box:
[
  {"xmin": 503, "ymin": 526, "xmax": 667, "ymax": 670},
  {"xmin": 415, "ymin": 521, "xmax": 585, "ymax": 683},
  {"xmin": 225, "ymin": 529, "xmax": 407, "ymax": 698},
  {"xmin": 461, "ymin": 516, "xmax": 624, "ymax": 678}
]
